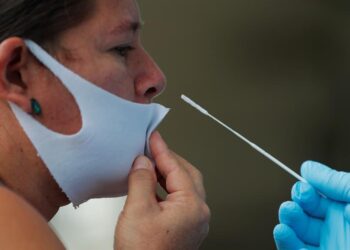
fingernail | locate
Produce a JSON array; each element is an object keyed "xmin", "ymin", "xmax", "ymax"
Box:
[
  {"xmin": 153, "ymin": 130, "xmax": 161, "ymax": 137},
  {"xmin": 295, "ymin": 182, "xmax": 305, "ymax": 199},
  {"xmin": 154, "ymin": 131, "xmax": 163, "ymax": 141},
  {"xmin": 293, "ymin": 182, "xmax": 312, "ymax": 201},
  {"xmin": 133, "ymin": 156, "xmax": 152, "ymax": 170}
]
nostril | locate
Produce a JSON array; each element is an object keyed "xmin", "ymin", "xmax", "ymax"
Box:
[{"xmin": 145, "ymin": 87, "xmax": 157, "ymax": 97}]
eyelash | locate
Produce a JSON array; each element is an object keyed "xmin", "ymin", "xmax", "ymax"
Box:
[{"xmin": 112, "ymin": 45, "xmax": 135, "ymax": 58}]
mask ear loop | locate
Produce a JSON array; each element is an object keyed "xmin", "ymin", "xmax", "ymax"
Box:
[{"xmin": 31, "ymin": 98, "xmax": 42, "ymax": 115}]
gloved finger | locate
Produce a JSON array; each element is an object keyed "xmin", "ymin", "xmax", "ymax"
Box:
[
  {"xmin": 301, "ymin": 161, "xmax": 350, "ymax": 203},
  {"xmin": 344, "ymin": 204, "xmax": 350, "ymax": 223},
  {"xmin": 279, "ymin": 201, "xmax": 322, "ymax": 246},
  {"xmin": 292, "ymin": 181, "xmax": 331, "ymax": 219},
  {"xmin": 273, "ymin": 224, "xmax": 318, "ymax": 250}
]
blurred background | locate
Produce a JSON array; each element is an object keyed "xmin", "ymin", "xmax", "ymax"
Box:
[{"xmin": 51, "ymin": 0, "xmax": 350, "ymax": 249}]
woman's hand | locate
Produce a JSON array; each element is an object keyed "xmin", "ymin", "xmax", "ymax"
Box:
[{"xmin": 115, "ymin": 132, "xmax": 210, "ymax": 250}]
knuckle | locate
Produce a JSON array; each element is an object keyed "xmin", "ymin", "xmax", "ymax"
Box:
[
  {"xmin": 330, "ymin": 171, "xmax": 350, "ymax": 201},
  {"xmin": 203, "ymin": 223, "xmax": 210, "ymax": 237},
  {"xmin": 192, "ymin": 168, "xmax": 203, "ymax": 181},
  {"xmin": 159, "ymin": 149, "xmax": 175, "ymax": 162},
  {"xmin": 125, "ymin": 197, "xmax": 156, "ymax": 215},
  {"xmin": 189, "ymin": 200, "xmax": 211, "ymax": 222},
  {"xmin": 158, "ymin": 151, "xmax": 179, "ymax": 169},
  {"xmin": 129, "ymin": 203, "xmax": 148, "ymax": 214},
  {"xmin": 131, "ymin": 169, "xmax": 155, "ymax": 183},
  {"xmin": 201, "ymin": 204, "xmax": 211, "ymax": 222}
]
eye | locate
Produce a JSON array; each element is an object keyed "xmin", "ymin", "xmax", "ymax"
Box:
[{"xmin": 112, "ymin": 45, "xmax": 135, "ymax": 58}]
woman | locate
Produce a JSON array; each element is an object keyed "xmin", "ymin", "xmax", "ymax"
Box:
[{"xmin": 0, "ymin": 0, "xmax": 210, "ymax": 249}]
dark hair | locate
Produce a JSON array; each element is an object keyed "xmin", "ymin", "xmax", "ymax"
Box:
[{"xmin": 0, "ymin": 0, "xmax": 95, "ymax": 45}]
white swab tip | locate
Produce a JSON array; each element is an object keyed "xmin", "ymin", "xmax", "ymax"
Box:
[
  {"xmin": 181, "ymin": 94, "xmax": 209, "ymax": 115},
  {"xmin": 181, "ymin": 94, "xmax": 193, "ymax": 104}
]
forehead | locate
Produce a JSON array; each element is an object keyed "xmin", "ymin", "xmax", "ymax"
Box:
[
  {"xmin": 94, "ymin": 0, "xmax": 140, "ymax": 24},
  {"xmin": 55, "ymin": 0, "xmax": 141, "ymax": 52}
]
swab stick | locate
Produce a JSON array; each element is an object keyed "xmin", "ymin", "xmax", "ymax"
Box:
[{"xmin": 181, "ymin": 94, "xmax": 307, "ymax": 183}]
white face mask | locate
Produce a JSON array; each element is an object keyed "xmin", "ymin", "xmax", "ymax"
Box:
[{"xmin": 9, "ymin": 40, "xmax": 169, "ymax": 207}]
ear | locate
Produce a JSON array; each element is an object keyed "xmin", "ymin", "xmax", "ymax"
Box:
[{"xmin": 0, "ymin": 37, "xmax": 32, "ymax": 113}]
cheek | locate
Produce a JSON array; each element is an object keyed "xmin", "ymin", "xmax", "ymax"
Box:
[
  {"xmin": 100, "ymin": 69, "xmax": 135, "ymax": 100},
  {"xmin": 61, "ymin": 46, "xmax": 137, "ymax": 101},
  {"xmin": 33, "ymin": 71, "xmax": 83, "ymax": 135}
]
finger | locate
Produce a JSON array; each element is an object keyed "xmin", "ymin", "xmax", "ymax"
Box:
[
  {"xmin": 279, "ymin": 201, "xmax": 322, "ymax": 246},
  {"xmin": 344, "ymin": 204, "xmax": 350, "ymax": 223},
  {"xmin": 301, "ymin": 161, "xmax": 350, "ymax": 203},
  {"xmin": 150, "ymin": 131, "xmax": 196, "ymax": 195},
  {"xmin": 156, "ymin": 168, "xmax": 167, "ymax": 192},
  {"xmin": 273, "ymin": 224, "xmax": 317, "ymax": 250},
  {"xmin": 125, "ymin": 156, "xmax": 157, "ymax": 209},
  {"xmin": 171, "ymin": 151, "xmax": 206, "ymax": 200},
  {"xmin": 292, "ymin": 181, "xmax": 331, "ymax": 219}
]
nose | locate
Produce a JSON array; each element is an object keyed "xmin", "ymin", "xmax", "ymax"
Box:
[{"xmin": 134, "ymin": 50, "xmax": 166, "ymax": 103}]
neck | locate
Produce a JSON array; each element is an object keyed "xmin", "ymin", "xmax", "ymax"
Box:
[{"xmin": 0, "ymin": 102, "xmax": 69, "ymax": 220}]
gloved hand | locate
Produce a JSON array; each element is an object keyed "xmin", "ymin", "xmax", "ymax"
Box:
[{"xmin": 273, "ymin": 161, "xmax": 350, "ymax": 250}]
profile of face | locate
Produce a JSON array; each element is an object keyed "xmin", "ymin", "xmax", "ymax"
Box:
[
  {"xmin": 1, "ymin": 0, "xmax": 166, "ymax": 135},
  {"xmin": 58, "ymin": 0, "xmax": 166, "ymax": 101},
  {"xmin": 0, "ymin": 0, "xmax": 166, "ymax": 217}
]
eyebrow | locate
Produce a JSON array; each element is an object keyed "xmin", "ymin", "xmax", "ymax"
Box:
[{"xmin": 109, "ymin": 20, "xmax": 143, "ymax": 35}]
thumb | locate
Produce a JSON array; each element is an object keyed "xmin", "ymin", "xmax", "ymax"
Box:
[
  {"xmin": 301, "ymin": 161, "xmax": 350, "ymax": 203},
  {"xmin": 125, "ymin": 156, "xmax": 157, "ymax": 209}
]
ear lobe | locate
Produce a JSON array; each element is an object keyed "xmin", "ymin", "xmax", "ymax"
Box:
[{"xmin": 0, "ymin": 37, "xmax": 31, "ymax": 113}]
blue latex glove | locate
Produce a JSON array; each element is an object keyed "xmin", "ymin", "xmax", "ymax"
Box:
[{"xmin": 273, "ymin": 161, "xmax": 350, "ymax": 250}]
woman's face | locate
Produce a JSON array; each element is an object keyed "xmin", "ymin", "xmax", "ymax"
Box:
[
  {"xmin": 55, "ymin": 0, "xmax": 166, "ymax": 102},
  {"xmin": 0, "ymin": 0, "xmax": 166, "ymax": 213},
  {"xmin": 28, "ymin": 0, "xmax": 166, "ymax": 134}
]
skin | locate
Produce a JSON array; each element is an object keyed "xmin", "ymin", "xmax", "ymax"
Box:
[
  {"xmin": 0, "ymin": 0, "xmax": 210, "ymax": 249},
  {"xmin": 116, "ymin": 132, "xmax": 210, "ymax": 250}
]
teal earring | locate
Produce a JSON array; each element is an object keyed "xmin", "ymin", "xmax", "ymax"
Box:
[{"xmin": 31, "ymin": 98, "xmax": 42, "ymax": 115}]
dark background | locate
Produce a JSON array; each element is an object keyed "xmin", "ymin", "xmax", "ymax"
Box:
[{"xmin": 139, "ymin": 1, "xmax": 350, "ymax": 249}]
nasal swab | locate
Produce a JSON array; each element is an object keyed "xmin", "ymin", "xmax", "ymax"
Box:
[{"xmin": 181, "ymin": 94, "xmax": 307, "ymax": 183}]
